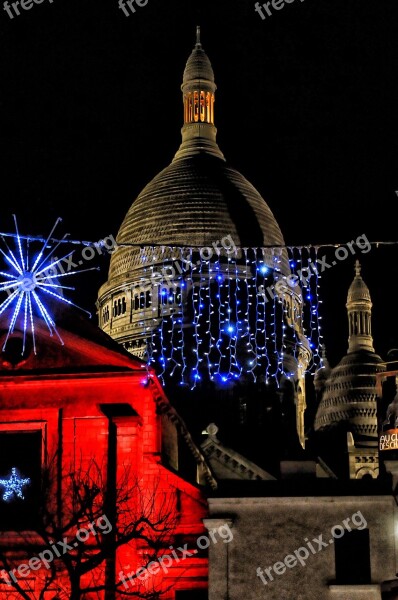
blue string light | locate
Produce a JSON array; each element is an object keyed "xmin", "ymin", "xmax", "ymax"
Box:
[{"xmin": 136, "ymin": 244, "xmax": 323, "ymax": 386}]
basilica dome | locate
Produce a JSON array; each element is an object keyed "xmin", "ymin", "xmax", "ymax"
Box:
[
  {"xmin": 97, "ymin": 27, "xmax": 311, "ymax": 456},
  {"xmin": 108, "ymin": 154, "xmax": 288, "ymax": 280},
  {"xmin": 104, "ymin": 26, "xmax": 289, "ymax": 286}
]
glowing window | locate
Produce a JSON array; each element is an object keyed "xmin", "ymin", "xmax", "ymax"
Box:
[
  {"xmin": 200, "ymin": 91, "xmax": 205, "ymax": 122},
  {"xmin": 194, "ymin": 91, "xmax": 199, "ymax": 122}
]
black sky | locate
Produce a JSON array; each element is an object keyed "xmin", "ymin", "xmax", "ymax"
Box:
[{"xmin": 1, "ymin": 0, "xmax": 398, "ymax": 368}]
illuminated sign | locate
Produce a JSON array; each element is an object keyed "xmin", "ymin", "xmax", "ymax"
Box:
[
  {"xmin": 378, "ymin": 369, "xmax": 398, "ymax": 452},
  {"xmin": 379, "ymin": 429, "xmax": 398, "ymax": 452}
]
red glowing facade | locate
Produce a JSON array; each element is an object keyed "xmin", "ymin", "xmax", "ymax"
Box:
[{"xmin": 0, "ymin": 306, "xmax": 211, "ymax": 599}]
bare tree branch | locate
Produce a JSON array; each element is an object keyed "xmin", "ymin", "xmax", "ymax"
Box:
[{"xmin": 0, "ymin": 454, "xmax": 178, "ymax": 599}]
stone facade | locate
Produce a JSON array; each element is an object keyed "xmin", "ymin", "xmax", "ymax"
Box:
[{"xmin": 206, "ymin": 485, "xmax": 398, "ymax": 600}]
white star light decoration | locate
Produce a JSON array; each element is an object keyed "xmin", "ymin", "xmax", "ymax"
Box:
[
  {"xmin": 0, "ymin": 467, "xmax": 31, "ymax": 501},
  {"xmin": 0, "ymin": 215, "xmax": 93, "ymax": 354}
]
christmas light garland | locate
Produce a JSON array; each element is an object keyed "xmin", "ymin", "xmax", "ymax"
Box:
[{"xmin": 1, "ymin": 220, "xmax": 391, "ymax": 386}]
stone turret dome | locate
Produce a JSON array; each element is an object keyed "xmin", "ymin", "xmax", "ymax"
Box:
[
  {"xmin": 347, "ymin": 261, "xmax": 372, "ymax": 304},
  {"xmin": 314, "ymin": 351, "xmax": 384, "ymax": 439},
  {"xmin": 314, "ymin": 262, "xmax": 385, "ymax": 442},
  {"xmin": 183, "ymin": 27, "xmax": 215, "ymax": 86}
]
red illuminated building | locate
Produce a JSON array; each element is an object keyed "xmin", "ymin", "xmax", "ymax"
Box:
[{"xmin": 0, "ymin": 303, "xmax": 214, "ymax": 599}]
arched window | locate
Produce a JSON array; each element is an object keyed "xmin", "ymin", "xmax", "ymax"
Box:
[
  {"xmin": 200, "ymin": 91, "xmax": 205, "ymax": 122},
  {"xmin": 146, "ymin": 290, "xmax": 151, "ymax": 307},
  {"xmin": 139, "ymin": 292, "xmax": 145, "ymax": 309},
  {"xmin": 193, "ymin": 91, "xmax": 199, "ymax": 122},
  {"xmin": 160, "ymin": 288, "xmax": 168, "ymax": 305},
  {"xmin": 206, "ymin": 92, "xmax": 211, "ymax": 123},
  {"xmin": 188, "ymin": 92, "xmax": 193, "ymax": 122}
]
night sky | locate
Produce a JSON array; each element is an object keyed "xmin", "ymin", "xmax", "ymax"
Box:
[{"xmin": 1, "ymin": 0, "xmax": 397, "ymax": 369}]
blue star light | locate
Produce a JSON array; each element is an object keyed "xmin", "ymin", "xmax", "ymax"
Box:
[
  {"xmin": 0, "ymin": 467, "xmax": 31, "ymax": 501},
  {"xmin": 0, "ymin": 215, "xmax": 93, "ymax": 354}
]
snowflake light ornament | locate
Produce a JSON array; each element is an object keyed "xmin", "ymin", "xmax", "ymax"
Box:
[
  {"xmin": 0, "ymin": 215, "xmax": 94, "ymax": 354},
  {"xmin": 0, "ymin": 467, "xmax": 31, "ymax": 501}
]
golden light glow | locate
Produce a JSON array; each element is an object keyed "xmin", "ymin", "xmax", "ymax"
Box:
[{"xmin": 184, "ymin": 91, "xmax": 214, "ymax": 125}]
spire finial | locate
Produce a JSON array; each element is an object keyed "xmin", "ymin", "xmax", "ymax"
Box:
[
  {"xmin": 346, "ymin": 260, "xmax": 374, "ymax": 353},
  {"xmin": 195, "ymin": 25, "xmax": 201, "ymax": 47}
]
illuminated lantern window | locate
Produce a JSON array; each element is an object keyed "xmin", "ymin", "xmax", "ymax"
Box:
[
  {"xmin": 200, "ymin": 91, "xmax": 205, "ymax": 122},
  {"xmin": 194, "ymin": 91, "xmax": 199, "ymax": 122},
  {"xmin": 206, "ymin": 92, "xmax": 211, "ymax": 123}
]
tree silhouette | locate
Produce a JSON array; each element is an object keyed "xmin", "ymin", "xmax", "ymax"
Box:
[{"xmin": 0, "ymin": 454, "xmax": 178, "ymax": 599}]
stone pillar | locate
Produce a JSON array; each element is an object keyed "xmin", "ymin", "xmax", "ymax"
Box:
[{"xmin": 203, "ymin": 518, "xmax": 234, "ymax": 600}]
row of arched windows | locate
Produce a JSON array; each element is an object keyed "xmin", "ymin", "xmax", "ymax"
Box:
[
  {"xmin": 349, "ymin": 311, "xmax": 371, "ymax": 336},
  {"xmin": 113, "ymin": 297, "xmax": 127, "ymax": 317},
  {"xmin": 133, "ymin": 291, "xmax": 152, "ymax": 310},
  {"xmin": 184, "ymin": 91, "xmax": 214, "ymax": 124},
  {"xmin": 103, "ymin": 285, "xmax": 184, "ymax": 324},
  {"xmin": 160, "ymin": 287, "xmax": 182, "ymax": 305}
]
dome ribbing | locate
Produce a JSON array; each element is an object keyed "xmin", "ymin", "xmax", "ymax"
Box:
[
  {"xmin": 314, "ymin": 351, "xmax": 385, "ymax": 439},
  {"xmin": 107, "ymin": 154, "xmax": 289, "ymax": 281}
]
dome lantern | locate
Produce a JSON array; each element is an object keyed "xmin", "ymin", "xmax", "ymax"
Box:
[{"xmin": 175, "ymin": 26, "xmax": 224, "ymax": 161}]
